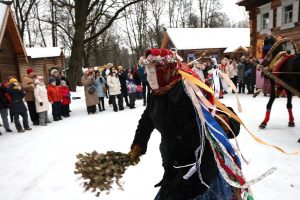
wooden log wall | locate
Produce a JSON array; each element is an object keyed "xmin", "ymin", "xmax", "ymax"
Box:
[
  {"xmin": 0, "ymin": 31, "xmax": 19, "ymax": 82},
  {"xmin": 248, "ymin": 0, "xmax": 300, "ymax": 58},
  {"xmin": 18, "ymin": 57, "xmax": 63, "ymax": 84}
]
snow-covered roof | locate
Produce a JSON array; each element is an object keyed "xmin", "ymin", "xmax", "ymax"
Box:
[
  {"xmin": 166, "ymin": 28, "xmax": 250, "ymax": 52},
  {"xmin": 0, "ymin": 4, "xmax": 8, "ymax": 42},
  {"xmin": 224, "ymin": 45, "xmax": 249, "ymax": 53},
  {"xmin": 26, "ymin": 47, "xmax": 62, "ymax": 58}
]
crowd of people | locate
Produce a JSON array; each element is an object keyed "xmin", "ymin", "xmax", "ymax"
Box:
[
  {"xmin": 80, "ymin": 62, "xmax": 151, "ymax": 114},
  {"xmin": 191, "ymin": 55, "xmax": 271, "ymax": 99},
  {"xmin": 0, "ymin": 68, "xmax": 71, "ymax": 135},
  {"xmin": 0, "ymin": 51, "xmax": 277, "ymax": 135}
]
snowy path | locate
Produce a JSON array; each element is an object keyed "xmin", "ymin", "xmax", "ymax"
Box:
[{"xmin": 0, "ymin": 88, "xmax": 299, "ymax": 200}]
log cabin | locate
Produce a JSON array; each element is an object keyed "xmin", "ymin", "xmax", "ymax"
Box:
[
  {"xmin": 0, "ymin": 3, "xmax": 64, "ymax": 83},
  {"xmin": 160, "ymin": 28, "xmax": 250, "ymax": 63},
  {"xmin": 237, "ymin": 0, "xmax": 300, "ymax": 59}
]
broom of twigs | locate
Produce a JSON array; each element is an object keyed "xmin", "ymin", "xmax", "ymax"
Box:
[{"xmin": 74, "ymin": 151, "xmax": 135, "ymax": 197}]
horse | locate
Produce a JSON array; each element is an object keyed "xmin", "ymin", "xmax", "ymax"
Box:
[{"xmin": 258, "ymin": 39, "xmax": 300, "ymax": 132}]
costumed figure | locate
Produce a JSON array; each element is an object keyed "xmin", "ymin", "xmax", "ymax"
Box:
[{"xmin": 127, "ymin": 48, "xmax": 266, "ymax": 200}]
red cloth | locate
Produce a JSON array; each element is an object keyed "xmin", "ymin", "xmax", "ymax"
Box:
[
  {"xmin": 273, "ymin": 54, "xmax": 295, "ymax": 75},
  {"xmin": 47, "ymin": 85, "xmax": 62, "ymax": 103},
  {"xmin": 60, "ymin": 86, "xmax": 71, "ymax": 105}
]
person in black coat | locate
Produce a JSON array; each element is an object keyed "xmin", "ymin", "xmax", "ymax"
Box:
[
  {"xmin": 117, "ymin": 66, "xmax": 129, "ymax": 107},
  {"xmin": 7, "ymin": 78, "xmax": 32, "ymax": 133},
  {"xmin": 128, "ymin": 49, "xmax": 240, "ymax": 200},
  {"xmin": 0, "ymin": 81, "xmax": 12, "ymax": 133}
]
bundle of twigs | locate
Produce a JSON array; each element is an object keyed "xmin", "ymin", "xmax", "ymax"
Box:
[{"xmin": 74, "ymin": 151, "xmax": 132, "ymax": 197}]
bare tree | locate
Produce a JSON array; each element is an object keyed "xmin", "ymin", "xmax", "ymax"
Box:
[{"xmin": 12, "ymin": 0, "xmax": 36, "ymax": 39}]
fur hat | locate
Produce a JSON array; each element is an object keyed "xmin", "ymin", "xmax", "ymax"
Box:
[
  {"xmin": 9, "ymin": 78, "xmax": 18, "ymax": 84},
  {"xmin": 26, "ymin": 67, "xmax": 34, "ymax": 74},
  {"xmin": 50, "ymin": 69, "xmax": 59, "ymax": 76}
]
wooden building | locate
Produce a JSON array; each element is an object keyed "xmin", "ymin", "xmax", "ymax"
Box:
[
  {"xmin": 161, "ymin": 28, "xmax": 250, "ymax": 63},
  {"xmin": 238, "ymin": 0, "xmax": 300, "ymax": 59},
  {"xmin": 0, "ymin": 3, "xmax": 64, "ymax": 83}
]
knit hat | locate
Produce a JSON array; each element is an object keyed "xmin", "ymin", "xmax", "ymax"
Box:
[
  {"xmin": 9, "ymin": 78, "xmax": 18, "ymax": 84},
  {"xmin": 48, "ymin": 77, "xmax": 56, "ymax": 84},
  {"xmin": 26, "ymin": 67, "xmax": 34, "ymax": 74},
  {"xmin": 50, "ymin": 69, "xmax": 59, "ymax": 76}
]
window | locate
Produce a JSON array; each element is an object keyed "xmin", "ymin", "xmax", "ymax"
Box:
[
  {"xmin": 283, "ymin": 4, "xmax": 293, "ymax": 24},
  {"xmin": 262, "ymin": 12, "xmax": 270, "ymax": 30}
]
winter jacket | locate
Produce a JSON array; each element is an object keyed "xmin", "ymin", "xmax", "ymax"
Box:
[
  {"xmin": 126, "ymin": 79, "xmax": 137, "ymax": 94},
  {"xmin": 60, "ymin": 86, "xmax": 71, "ymax": 105},
  {"xmin": 95, "ymin": 76, "xmax": 106, "ymax": 98},
  {"xmin": 81, "ymin": 75, "xmax": 99, "ymax": 106},
  {"xmin": 107, "ymin": 74, "xmax": 121, "ymax": 95},
  {"xmin": 244, "ymin": 62, "xmax": 256, "ymax": 85},
  {"xmin": 137, "ymin": 65, "xmax": 147, "ymax": 82},
  {"xmin": 47, "ymin": 84, "xmax": 62, "ymax": 103},
  {"xmin": 237, "ymin": 62, "xmax": 246, "ymax": 84},
  {"xmin": 118, "ymin": 70, "xmax": 128, "ymax": 95},
  {"xmin": 34, "ymin": 84, "xmax": 50, "ymax": 113},
  {"xmin": 7, "ymin": 84, "xmax": 27, "ymax": 114},
  {"xmin": 22, "ymin": 76, "xmax": 35, "ymax": 101},
  {"xmin": 131, "ymin": 82, "xmax": 240, "ymax": 200},
  {"xmin": 0, "ymin": 85, "xmax": 10, "ymax": 109},
  {"xmin": 228, "ymin": 63, "xmax": 238, "ymax": 78}
]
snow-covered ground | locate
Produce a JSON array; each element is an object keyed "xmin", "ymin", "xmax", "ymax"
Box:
[{"xmin": 0, "ymin": 87, "xmax": 299, "ymax": 200}]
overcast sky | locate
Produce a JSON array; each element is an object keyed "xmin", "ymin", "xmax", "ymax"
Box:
[{"xmin": 221, "ymin": 0, "xmax": 248, "ymax": 22}]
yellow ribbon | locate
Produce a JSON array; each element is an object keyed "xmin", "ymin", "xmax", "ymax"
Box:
[{"xmin": 178, "ymin": 70, "xmax": 298, "ymax": 155}]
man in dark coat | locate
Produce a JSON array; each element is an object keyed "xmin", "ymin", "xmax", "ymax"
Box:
[
  {"xmin": 244, "ymin": 57, "xmax": 256, "ymax": 94},
  {"xmin": 117, "ymin": 66, "xmax": 129, "ymax": 107},
  {"xmin": 128, "ymin": 49, "xmax": 240, "ymax": 200}
]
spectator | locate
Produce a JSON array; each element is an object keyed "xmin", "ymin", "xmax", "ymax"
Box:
[
  {"xmin": 0, "ymin": 81, "xmax": 12, "ymax": 133},
  {"xmin": 237, "ymin": 56, "xmax": 246, "ymax": 93},
  {"xmin": 138, "ymin": 57, "xmax": 150, "ymax": 106},
  {"xmin": 81, "ymin": 67, "xmax": 99, "ymax": 114},
  {"xmin": 60, "ymin": 80, "xmax": 71, "ymax": 117},
  {"xmin": 22, "ymin": 67, "xmax": 39, "ymax": 125},
  {"xmin": 48, "ymin": 78, "xmax": 63, "ymax": 121},
  {"xmin": 126, "ymin": 73, "xmax": 137, "ymax": 109},
  {"xmin": 50, "ymin": 69, "xmax": 61, "ymax": 86},
  {"xmin": 34, "ymin": 76, "xmax": 51, "ymax": 126},
  {"xmin": 95, "ymin": 70, "xmax": 106, "ymax": 111},
  {"xmin": 228, "ymin": 58, "xmax": 238, "ymax": 93},
  {"xmin": 117, "ymin": 66, "xmax": 129, "ymax": 107},
  {"xmin": 107, "ymin": 66, "xmax": 124, "ymax": 112},
  {"xmin": 192, "ymin": 61, "xmax": 205, "ymax": 81},
  {"xmin": 7, "ymin": 78, "xmax": 32, "ymax": 133}
]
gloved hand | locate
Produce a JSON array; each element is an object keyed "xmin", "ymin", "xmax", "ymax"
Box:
[
  {"xmin": 40, "ymin": 102, "xmax": 43, "ymax": 106},
  {"xmin": 128, "ymin": 145, "xmax": 142, "ymax": 165},
  {"xmin": 215, "ymin": 113, "xmax": 230, "ymax": 134}
]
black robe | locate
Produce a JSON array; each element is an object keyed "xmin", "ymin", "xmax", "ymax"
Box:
[{"xmin": 131, "ymin": 81, "xmax": 240, "ymax": 200}]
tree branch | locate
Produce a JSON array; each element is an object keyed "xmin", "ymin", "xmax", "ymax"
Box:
[{"xmin": 84, "ymin": 0, "xmax": 144, "ymax": 44}]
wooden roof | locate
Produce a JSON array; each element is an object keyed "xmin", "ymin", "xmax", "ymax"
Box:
[
  {"xmin": 0, "ymin": 3, "xmax": 27, "ymax": 62},
  {"xmin": 237, "ymin": 0, "xmax": 271, "ymax": 10}
]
